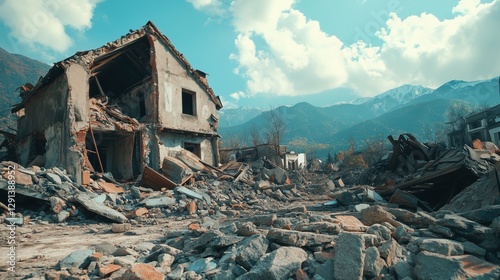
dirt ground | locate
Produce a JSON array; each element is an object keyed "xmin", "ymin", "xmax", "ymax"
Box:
[{"xmin": 0, "ymin": 216, "xmax": 194, "ymax": 279}]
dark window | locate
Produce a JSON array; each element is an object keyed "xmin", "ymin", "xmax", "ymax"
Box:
[
  {"xmin": 182, "ymin": 89, "xmax": 196, "ymax": 115},
  {"xmin": 183, "ymin": 142, "xmax": 201, "ymax": 157}
]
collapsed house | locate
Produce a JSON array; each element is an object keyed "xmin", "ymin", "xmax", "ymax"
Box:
[
  {"xmin": 11, "ymin": 21, "xmax": 223, "ymax": 184},
  {"xmin": 448, "ymin": 103, "xmax": 500, "ymax": 148},
  {"xmin": 366, "ymin": 134, "xmax": 500, "ymax": 210}
]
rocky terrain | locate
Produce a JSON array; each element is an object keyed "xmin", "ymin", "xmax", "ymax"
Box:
[{"xmin": 1, "ymin": 153, "xmax": 499, "ymax": 280}]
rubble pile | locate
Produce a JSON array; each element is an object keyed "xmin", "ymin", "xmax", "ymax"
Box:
[
  {"xmin": 2, "ymin": 136, "xmax": 500, "ymax": 279},
  {"xmin": 362, "ymin": 134, "xmax": 500, "ymax": 210},
  {"xmin": 0, "ymin": 156, "xmax": 333, "ymax": 227},
  {"xmin": 36, "ymin": 202, "xmax": 500, "ymax": 280}
]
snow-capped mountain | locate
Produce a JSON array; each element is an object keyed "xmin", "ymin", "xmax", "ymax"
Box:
[
  {"xmin": 218, "ymin": 107, "xmax": 264, "ymax": 128},
  {"xmin": 362, "ymin": 84, "xmax": 435, "ymax": 115}
]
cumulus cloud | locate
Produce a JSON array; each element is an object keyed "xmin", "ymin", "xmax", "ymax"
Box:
[
  {"xmin": 186, "ymin": 0, "xmax": 225, "ymax": 16},
  {"xmin": 193, "ymin": 0, "xmax": 500, "ymax": 97},
  {"xmin": 0, "ymin": 0, "xmax": 100, "ymax": 53},
  {"xmin": 229, "ymin": 90, "xmax": 247, "ymax": 101}
]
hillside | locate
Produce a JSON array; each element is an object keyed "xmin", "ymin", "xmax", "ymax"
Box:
[
  {"xmin": 218, "ymin": 101, "xmax": 376, "ymax": 146},
  {"xmin": 219, "ymin": 77, "xmax": 500, "ymax": 157},
  {"xmin": 0, "ymin": 47, "xmax": 50, "ymax": 131}
]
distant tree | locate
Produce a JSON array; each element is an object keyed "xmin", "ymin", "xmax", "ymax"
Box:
[
  {"xmin": 249, "ymin": 125, "xmax": 261, "ymax": 146},
  {"xmin": 326, "ymin": 151, "xmax": 335, "ymax": 165},
  {"xmin": 446, "ymin": 102, "xmax": 476, "ymax": 131},
  {"xmin": 265, "ymin": 106, "xmax": 287, "ymax": 149},
  {"xmin": 362, "ymin": 138, "xmax": 385, "ymax": 166},
  {"xmin": 422, "ymin": 122, "xmax": 447, "ymax": 144}
]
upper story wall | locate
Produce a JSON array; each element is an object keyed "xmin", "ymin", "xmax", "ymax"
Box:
[
  {"xmin": 17, "ymin": 74, "xmax": 69, "ymax": 139},
  {"xmin": 153, "ymin": 39, "xmax": 218, "ymax": 134}
]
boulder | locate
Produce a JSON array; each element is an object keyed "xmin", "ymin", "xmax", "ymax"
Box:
[
  {"xmin": 58, "ymin": 249, "xmax": 93, "ymax": 269},
  {"xmin": 333, "ymin": 233, "xmax": 365, "ymax": 280},
  {"xmin": 237, "ymin": 247, "xmax": 307, "ymax": 280}
]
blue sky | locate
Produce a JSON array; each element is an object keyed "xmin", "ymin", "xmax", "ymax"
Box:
[{"xmin": 0, "ymin": 0, "xmax": 499, "ymax": 108}]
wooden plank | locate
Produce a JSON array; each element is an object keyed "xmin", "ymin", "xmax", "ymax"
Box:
[{"xmin": 140, "ymin": 166, "xmax": 176, "ymax": 191}]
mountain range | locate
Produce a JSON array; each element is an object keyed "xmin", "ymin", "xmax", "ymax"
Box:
[
  {"xmin": 219, "ymin": 77, "xmax": 500, "ymax": 155},
  {"xmin": 0, "ymin": 47, "xmax": 50, "ymax": 131},
  {"xmin": 1, "ymin": 48, "xmax": 499, "ymax": 159}
]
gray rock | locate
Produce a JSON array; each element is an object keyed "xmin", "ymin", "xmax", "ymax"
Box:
[
  {"xmin": 366, "ymin": 224, "xmax": 392, "ymax": 241},
  {"xmin": 336, "ymin": 191, "xmax": 358, "ymax": 206},
  {"xmin": 113, "ymin": 247, "xmax": 139, "ymax": 257},
  {"xmin": 360, "ymin": 233, "xmax": 384, "ymax": 247},
  {"xmin": 333, "ymin": 233, "xmax": 365, "ymax": 280},
  {"xmin": 209, "ymin": 236, "xmax": 244, "ymax": 248},
  {"xmin": 428, "ymin": 224, "xmax": 454, "ymax": 238},
  {"xmin": 237, "ymin": 246, "xmax": 307, "ymax": 280},
  {"xmin": 141, "ymin": 196, "xmax": 176, "ymax": 208},
  {"xmin": 184, "ymin": 230, "xmax": 223, "ymax": 251},
  {"xmin": 158, "ymin": 253, "xmax": 175, "ymax": 269},
  {"xmin": 111, "ymin": 223, "xmax": 131, "ymax": 233},
  {"xmin": 250, "ymin": 214, "xmax": 277, "ymax": 226},
  {"xmin": 394, "ymin": 261, "xmax": 414, "ymax": 279},
  {"xmin": 46, "ymin": 173, "xmax": 62, "ymax": 184},
  {"xmin": 58, "ymin": 249, "xmax": 93, "ymax": 269},
  {"xmin": 296, "ymin": 222, "xmax": 342, "ymax": 235},
  {"xmin": 113, "ymin": 255, "xmax": 137, "ymax": 267},
  {"xmin": 378, "ymin": 239, "xmax": 404, "ymax": 266},
  {"xmin": 436, "ymin": 214, "xmax": 493, "ymax": 241},
  {"xmin": 75, "ymin": 193, "xmax": 128, "ymax": 223},
  {"xmin": 462, "ymin": 241, "xmax": 486, "ymax": 256},
  {"xmin": 237, "ymin": 221, "xmax": 259, "ymax": 236},
  {"xmin": 187, "ymin": 257, "xmax": 217, "ymax": 274},
  {"xmin": 363, "ymin": 246, "xmax": 386, "ymax": 278},
  {"xmin": 386, "ymin": 208, "xmax": 436, "ymax": 228},
  {"xmin": 235, "ymin": 234, "xmax": 269, "ymax": 270},
  {"xmin": 167, "ymin": 265, "xmax": 185, "ymax": 280},
  {"xmin": 419, "ymin": 238, "xmax": 464, "ymax": 256},
  {"xmin": 212, "ymin": 270, "xmax": 236, "ymax": 280},
  {"xmin": 492, "ymin": 216, "xmax": 500, "ymax": 233},
  {"xmin": 134, "ymin": 241, "xmax": 156, "ymax": 253},
  {"xmin": 267, "ymin": 228, "xmax": 337, "ymax": 247},
  {"xmin": 393, "ymin": 226, "xmax": 410, "ymax": 242},
  {"xmin": 94, "ymin": 242, "xmax": 117, "ymax": 255},
  {"xmin": 314, "ymin": 259, "xmax": 334, "ymax": 280},
  {"xmin": 414, "ymin": 251, "xmax": 467, "ymax": 280},
  {"xmin": 57, "ymin": 210, "xmax": 70, "ymax": 223},
  {"xmin": 175, "ymin": 186, "xmax": 204, "ymax": 200},
  {"xmin": 460, "ymin": 205, "xmax": 500, "ymax": 225}
]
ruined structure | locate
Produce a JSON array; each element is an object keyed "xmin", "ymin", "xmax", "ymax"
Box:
[
  {"xmin": 448, "ymin": 104, "xmax": 500, "ymax": 148},
  {"xmin": 11, "ymin": 21, "xmax": 223, "ymax": 184}
]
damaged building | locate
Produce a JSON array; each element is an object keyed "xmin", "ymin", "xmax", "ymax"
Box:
[{"xmin": 11, "ymin": 21, "xmax": 223, "ymax": 184}]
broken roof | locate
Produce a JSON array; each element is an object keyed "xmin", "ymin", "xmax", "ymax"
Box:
[{"xmin": 12, "ymin": 21, "xmax": 223, "ymax": 113}]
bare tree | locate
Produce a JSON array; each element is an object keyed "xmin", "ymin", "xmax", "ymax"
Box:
[
  {"xmin": 265, "ymin": 106, "xmax": 286, "ymax": 149},
  {"xmin": 249, "ymin": 125, "xmax": 261, "ymax": 146},
  {"xmin": 446, "ymin": 102, "xmax": 476, "ymax": 131}
]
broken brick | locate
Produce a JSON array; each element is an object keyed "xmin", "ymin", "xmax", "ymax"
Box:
[{"xmin": 99, "ymin": 263, "xmax": 121, "ymax": 277}]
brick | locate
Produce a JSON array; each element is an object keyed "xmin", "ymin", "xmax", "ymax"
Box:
[
  {"xmin": 99, "ymin": 264, "xmax": 121, "ymax": 277},
  {"xmin": 189, "ymin": 223, "xmax": 200, "ymax": 231},
  {"xmin": 186, "ymin": 200, "xmax": 197, "ymax": 214},
  {"xmin": 120, "ymin": 263, "xmax": 164, "ymax": 280}
]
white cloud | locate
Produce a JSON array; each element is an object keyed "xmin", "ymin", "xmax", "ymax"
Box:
[
  {"xmin": 0, "ymin": 0, "xmax": 100, "ymax": 53},
  {"xmin": 229, "ymin": 90, "xmax": 247, "ymax": 101},
  {"xmin": 229, "ymin": 0, "xmax": 347, "ymax": 96},
  {"xmin": 187, "ymin": 0, "xmax": 225, "ymax": 16},
  {"xmin": 192, "ymin": 0, "xmax": 500, "ymax": 97}
]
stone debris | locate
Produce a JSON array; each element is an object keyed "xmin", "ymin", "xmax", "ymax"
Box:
[{"xmin": 1, "ymin": 136, "xmax": 500, "ymax": 279}]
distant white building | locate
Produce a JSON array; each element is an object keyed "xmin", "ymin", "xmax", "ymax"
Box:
[{"xmin": 283, "ymin": 151, "xmax": 306, "ymax": 170}]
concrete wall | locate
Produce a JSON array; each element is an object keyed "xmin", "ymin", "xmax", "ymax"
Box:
[
  {"xmin": 158, "ymin": 132, "xmax": 215, "ymax": 165},
  {"xmin": 17, "ymin": 74, "xmax": 69, "ymax": 167},
  {"xmin": 65, "ymin": 64, "xmax": 90, "ymax": 184},
  {"xmin": 153, "ymin": 39, "xmax": 218, "ymax": 134}
]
